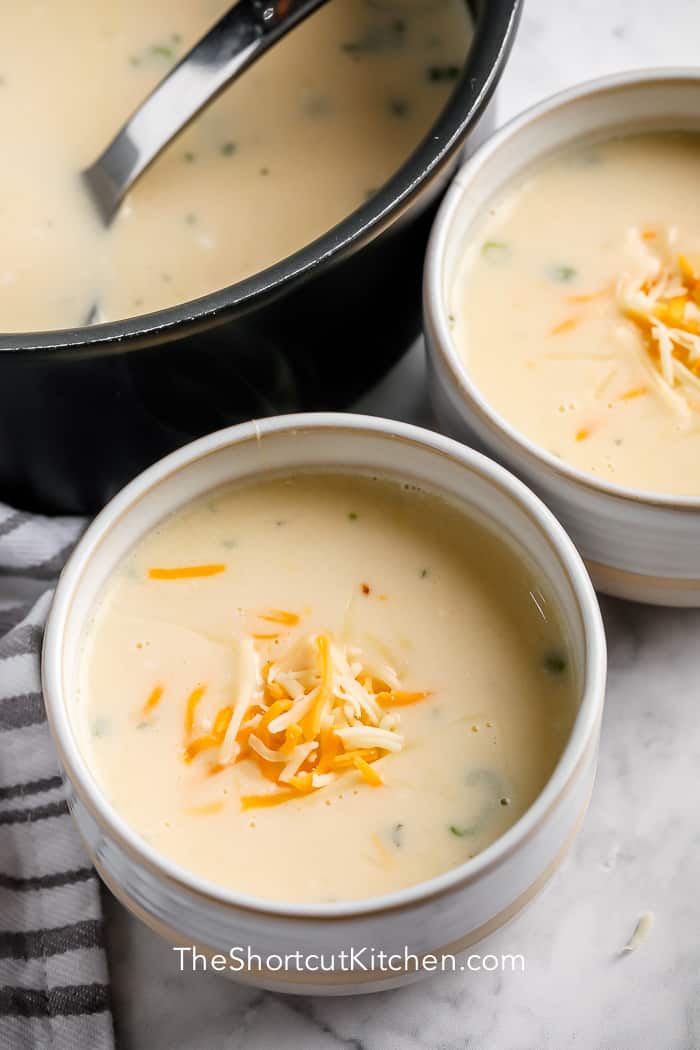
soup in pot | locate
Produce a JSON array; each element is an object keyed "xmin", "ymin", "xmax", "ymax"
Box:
[
  {"xmin": 0, "ymin": 0, "xmax": 471, "ymax": 332},
  {"xmin": 77, "ymin": 473, "xmax": 577, "ymax": 903}
]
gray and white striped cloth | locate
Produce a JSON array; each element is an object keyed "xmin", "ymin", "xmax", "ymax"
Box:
[{"xmin": 0, "ymin": 504, "xmax": 114, "ymax": 1049}]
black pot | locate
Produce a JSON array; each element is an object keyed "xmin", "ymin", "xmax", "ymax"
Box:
[{"xmin": 0, "ymin": 0, "xmax": 520, "ymax": 514}]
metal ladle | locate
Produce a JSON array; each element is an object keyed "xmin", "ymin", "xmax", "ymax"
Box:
[{"xmin": 83, "ymin": 0, "xmax": 329, "ymax": 224}]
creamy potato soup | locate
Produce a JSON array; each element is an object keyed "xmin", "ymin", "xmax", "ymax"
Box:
[
  {"xmin": 78, "ymin": 473, "xmax": 576, "ymax": 902},
  {"xmin": 452, "ymin": 133, "xmax": 700, "ymax": 497},
  {"xmin": 1, "ymin": 0, "xmax": 471, "ymax": 332}
]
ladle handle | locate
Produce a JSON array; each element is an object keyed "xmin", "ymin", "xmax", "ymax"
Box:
[{"xmin": 83, "ymin": 0, "xmax": 329, "ymax": 223}]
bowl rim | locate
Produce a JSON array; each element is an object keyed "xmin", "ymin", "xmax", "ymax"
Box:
[
  {"xmin": 0, "ymin": 0, "xmax": 521, "ymax": 355},
  {"xmin": 424, "ymin": 67, "xmax": 700, "ymax": 512},
  {"xmin": 42, "ymin": 412, "xmax": 606, "ymax": 920}
]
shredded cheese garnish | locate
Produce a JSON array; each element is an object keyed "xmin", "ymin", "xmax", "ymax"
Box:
[
  {"xmin": 185, "ymin": 801, "xmax": 225, "ymax": 816},
  {"xmin": 184, "ymin": 685, "xmax": 206, "ymax": 735},
  {"xmin": 618, "ymin": 385, "xmax": 648, "ymax": 402},
  {"xmin": 550, "ymin": 316, "xmax": 580, "ymax": 336},
  {"xmin": 259, "ymin": 609, "xmax": 300, "ymax": 626},
  {"xmin": 567, "ymin": 283, "xmax": 612, "ymax": 304},
  {"xmin": 177, "ymin": 623, "xmax": 430, "ymax": 808},
  {"xmin": 148, "ymin": 564, "xmax": 226, "ymax": 580},
  {"xmin": 621, "ymin": 911, "xmax": 654, "ymax": 954},
  {"xmin": 141, "ymin": 685, "xmax": 164, "ymax": 715},
  {"xmin": 616, "ymin": 229, "xmax": 700, "ymax": 415},
  {"xmin": 353, "ymin": 755, "xmax": 383, "ymax": 786}
]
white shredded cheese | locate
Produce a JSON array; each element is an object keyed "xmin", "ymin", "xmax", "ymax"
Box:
[
  {"xmin": 651, "ymin": 322, "xmax": 676, "ymax": 386},
  {"xmin": 278, "ymin": 742, "xmax": 319, "ymax": 782},
  {"xmin": 622, "ymin": 911, "xmax": 654, "ymax": 954},
  {"xmin": 615, "ymin": 229, "xmax": 700, "ymax": 418},
  {"xmin": 219, "ymin": 638, "xmax": 260, "ymax": 764},
  {"xmin": 335, "ymin": 725, "xmax": 404, "ymax": 752},
  {"xmin": 248, "ymin": 734, "xmax": 289, "ymax": 763},
  {"xmin": 267, "ymin": 689, "xmax": 316, "ymax": 734}
]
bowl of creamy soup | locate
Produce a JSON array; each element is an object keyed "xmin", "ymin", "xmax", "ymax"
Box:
[
  {"xmin": 425, "ymin": 70, "xmax": 700, "ymax": 605},
  {"xmin": 42, "ymin": 413, "xmax": 605, "ymax": 993},
  {"xmin": 0, "ymin": 0, "xmax": 520, "ymax": 514}
]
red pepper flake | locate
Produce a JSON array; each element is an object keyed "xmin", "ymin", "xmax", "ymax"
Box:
[{"xmin": 361, "ymin": 582, "xmax": 371, "ymax": 595}]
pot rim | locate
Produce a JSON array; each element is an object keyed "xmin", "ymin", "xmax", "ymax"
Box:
[
  {"xmin": 42, "ymin": 412, "xmax": 606, "ymax": 921},
  {"xmin": 1, "ymin": 0, "xmax": 521, "ymax": 356},
  {"xmin": 424, "ymin": 67, "xmax": 700, "ymax": 512}
]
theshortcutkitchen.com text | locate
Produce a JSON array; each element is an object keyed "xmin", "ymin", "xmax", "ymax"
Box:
[{"xmin": 173, "ymin": 945, "xmax": 525, "ymax": 975}]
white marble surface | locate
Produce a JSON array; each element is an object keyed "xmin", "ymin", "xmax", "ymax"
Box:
[{"xmin": 105, "ymin": 3, "xmax": 700, "ymax": 1047}]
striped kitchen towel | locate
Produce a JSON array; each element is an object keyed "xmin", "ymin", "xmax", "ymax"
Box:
[{"xmin": 0, "ymin": 505, "xmax": 115, "ymax": 1050}]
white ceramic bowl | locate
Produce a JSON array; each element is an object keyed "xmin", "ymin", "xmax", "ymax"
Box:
[
  {"xmin": 42, "ymin": 413, "xmax": 605, "ymax": 994},
  {"xmin": 425, "ymin": 70, "xmax": 700, "ymax": 606}
]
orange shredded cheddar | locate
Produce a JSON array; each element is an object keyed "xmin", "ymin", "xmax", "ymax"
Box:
[
  {"xmin": 332, "ymin": 748, "xmax": 381, "ymax": 769},
  {"xmin": 550, "ymin": 316, "xmax": 580, "ymax": 335},
  {"xmin": 287, "ymin": 772, "xmax": 315, "ymax": 792},
  {"xmin": 617, "ymin": 241, "xmax": 700, "ymax": 408},
  {"xmin": 641, "ymin": 228, "xmax": 657, "ymax": 241},
  {"xmin": 186, "ymin": 629, "xmax": 430, "ymax": 810},
  {"xmin": 575, "ymin": 427, "xmax": 592, "ymax": 442},
  {"xmin": 148, "ymin": 564, "xmax": 225, "ymax": 580},
  {"xmin": 257, "ymin": 698, "xmax": 293, "ymax": 741},
  {"xmin": 184, "ymin": 685, "xmax": 206, "ymax": 736},
  {"xmin": 567, "ymin": 283, "xmax": 612, "ymax": 304},
  {"xmin": 212, "ymin": 706, "xmax": 233, "ymax": 741},
  {"xmin": 259, "ymin": 609, "xmax": 300, "ymax": 626},
  {"xmin": 313, "ymin": 729, "xmax": 340, "ymax": 774},
  {"xmin": 240, "ymin": 790, "xmax": 300, "ymax": 811},
  {"xmin": 353, "ymin": 755, "xmax": 383, "ymax": 787},
  {"xmin": 184, "ymin": 733, "xmax": 219, "ymax": 763},
  {"xmin": 252, "ymin": 632, "xmax": 280, "ymax": 641},
  {"xmin": 251, "ymin": 754, "xmax": 282, "ymax": 783},
  {"xmin": 266, "ymin": 681, "xmax": 287, "ymax": 701},
  {"xmin": 280, "ymin": 723, "xmax": 303, "ymax": 756},
  {"xmin": 618, "ymin": 386, "xmax": 649, "ymax": 402},
  {"xmin": 235, "ymin": 732, "xmax": 253, "ymax": 761},
  {"xmin": 377, "ymin": 689, "xmax": 430, "ymax": 707},
  {"xmin": 678, "ymin": 254, "xmax": 700, "ymax": 285},
  {"xmin": 141, "ymin": 685, "xmax": 164, "ymax": 715},
  {"xmin": 185, "ymin": 801, "xmax": 225, "ymax": 816}
]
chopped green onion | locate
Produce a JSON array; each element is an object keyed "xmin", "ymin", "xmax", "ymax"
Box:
[
  {"xmin": 543, "ymin": 650, "xmax": 567, "ymax": 674},
  {"xmin": 481, "ymin": 240, "xmax": 509, "ymax": 264},
  {"xmin": 549, "ymin": 264, "xmax": 577, "ymax": 283},
  {"xmin": 91, "ymin": 716, "xmax": 111, "ymax": 738},
  {"xmin": 388, "ymin": 98, "xmax": 409, "ymax": 117},
  {"xmin": 427, "ymin": 64, "xmax": 461, "ymax": 82},
  {"xmin": 391, "ymin": 823, "xmax": 404, "ymax": 848},
  {"xmin": 150, "ymin": 44, "xmax": 175, "ymax": 60}
]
